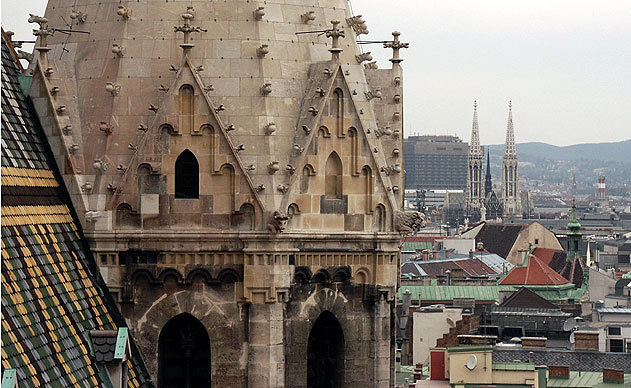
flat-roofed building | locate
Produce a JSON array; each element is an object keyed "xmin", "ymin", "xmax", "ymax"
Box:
[{"xmin": 404, "ymin": 135, "xmax": 470, "ymax": 190}]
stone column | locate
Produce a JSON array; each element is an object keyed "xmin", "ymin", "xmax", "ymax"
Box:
[
  {"xmin": 374, "ymin": 294, "xmax": 392, "ymax": 388},
  {"xmin": 248, "ymin": 302, "xmax": 285, "ymax": 388}
]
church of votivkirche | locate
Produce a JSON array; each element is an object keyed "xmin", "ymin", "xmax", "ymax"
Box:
[{"xmin": 2, "ymin": 1, "xmax": 423, "ymax": 387}]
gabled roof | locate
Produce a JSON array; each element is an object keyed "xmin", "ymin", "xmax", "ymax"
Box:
[
  {"xmin": 474, "ymin": 223, "xmax": 527, "ymax": 259},
  {"xmin": 500, "ymin": 287, "xmax": 558, "ymax": 309},
  {"xmin": 499, "ymin": 254, "xmax": 571, "ymax": 286},
  {"xmin": 1, "ymin": 33, "xmax": 152, "ymax": 388},
  {"xmin": 531, "ymin": 247, "xmax": 561, "ymax": 266}
]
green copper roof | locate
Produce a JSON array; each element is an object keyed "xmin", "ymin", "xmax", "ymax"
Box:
[
  {"xmin": 567, "ymin": 204, "xmax": 582, "ymax": 232},
  {"xmin": 547, "ymin": 371, "xmax": 631, "ymax": 387},
  {"xmin": 493, "ymin": 362, "xmax": 535, "ymax": 371},
  {"xmin": 398, "ymin": 283, "xmax": 581, "ymax": 304}
]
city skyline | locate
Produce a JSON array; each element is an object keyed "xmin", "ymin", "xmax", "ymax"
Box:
[{"xmin": 2, "ymin": 0, "xmax": 629, "ymax": 146}]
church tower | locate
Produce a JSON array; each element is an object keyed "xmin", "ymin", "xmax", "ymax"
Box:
[
  {"xmin": 25, "ymin": 1, "xmax": 418, "ymax": 387},
  {"xmin": 502, "ymin": 101, "xmax": 521, "ymax": 218},
  {"xmin": 466, "ymin": 100, "xmax": 484, "ymax": 219}
]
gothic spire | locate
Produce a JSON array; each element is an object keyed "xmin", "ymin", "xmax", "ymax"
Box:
[
  {"xmin": 485, "ymin": 151, "xmax": 492, "ymax": 197},
  {"xmin": 504, "ymin": 100, "xmax": 517, "ymax": 158},
  {"xmin": 469, "ymin": 100, "xmax": 482, "ymax": 157}
]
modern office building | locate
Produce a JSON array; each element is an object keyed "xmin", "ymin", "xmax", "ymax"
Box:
[{"xmin": 404, "ymin": 135, "xmax": 469, "ymax": 190}]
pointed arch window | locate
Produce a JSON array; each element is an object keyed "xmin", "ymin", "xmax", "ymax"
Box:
[
  {"xmin": 158, "ymin": 313, "xmax": 210, "ymax": 388},
  {"xmin": 175, "ymin": 150, "xmax": 199, "ymax": 199},
  {"xmin": 308, "ymin": 311, "xmax": 345, "ymax": 388}
]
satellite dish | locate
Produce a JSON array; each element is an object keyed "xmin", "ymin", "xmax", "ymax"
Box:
[
  {"xmin": 563, "ymin": 317, "xmax": 577, "ymax": 332},
  {"xmin": 465, "ymin": 355, "xmax": 478, "ymax": 371}
]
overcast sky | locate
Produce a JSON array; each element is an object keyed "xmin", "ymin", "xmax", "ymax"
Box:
[{"xmin": 3, "ymin": 0, "xmax": 630, "ymax": 146}]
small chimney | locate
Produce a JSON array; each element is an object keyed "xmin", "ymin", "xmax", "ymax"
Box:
[
  {"xmin": 574, "ymin": 331, "xmax": 599, "ymax": 351},
  {"xmin": 432, "ymin": 251, "xmax": 439, "ymax": 259},
  {"xmin": 521, "ymin": 337, "xmax": 547, "ymax": 348},
  {"xmin": 423, "ymin": 251, "xmax": 430, "ymax": 260},
  {"xmin": 445, "ymin": 250, "xmax": 450, "ymax": 259},
  {"xmin": 549, "ymin": 365, "xmax": 570, "ymax": 379},
  {"xmin": 413, "ymin": 363, "xmax": 422, "ymax": 381},
  {"xmin": 603, "ymin": 368, "xmax": 624, "ymax": 384},
  {"xmin": 477, "ymin": 241, "xmax": 484, "ymax": 251},
  {"xmin": 469, "ymin": 250, "xmax": 474, "ymax": 259},
  {"xmin": 402, "ymin": 289, "xmax": 412, "ymax": 312}
]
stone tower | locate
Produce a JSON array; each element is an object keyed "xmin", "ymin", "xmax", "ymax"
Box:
[
  {"xmin": 501, "ymin": 101, "xmax": 521, "ymax": 218},
  {"xmin": 466, "ymin": 100, "xmax": 483, "ymax": 220},
  {"xmin": 26, "ymin": 1, "xmax": 419, "ymax": 387}
]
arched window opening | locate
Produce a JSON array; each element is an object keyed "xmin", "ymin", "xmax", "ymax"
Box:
[
  {"xmin": 158, "ymin": 313, "xmax": 210, "ymax": 388},
  {"xmin": 307, "ymin": 311, "xmax": 345, "ymax": 388},
  {"xmin": 325, "ymin": 152, "xmax": 343, "ymax": 199},
  {"xmin": 175, "ymin": 150, "xmax": 199, "ymax": 199},
  {"xmin": 179, "ymin": 85, "xmax": 194, "ymax": 134}
]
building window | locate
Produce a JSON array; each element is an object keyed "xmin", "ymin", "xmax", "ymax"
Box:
[
  {"xmin": 609, "ymin": 338, "xmax": 624, "ymax": 352},
  {"xmin": 175, "ymin": 150, "xmax": 199, "ymax": 199},
  {"xmin": 535, "ymin": 239, "xmax": 539, "ymax": 245},
  {"xmin": 608, "ymin": 327, "xmax": 621, "ymax": 336}
]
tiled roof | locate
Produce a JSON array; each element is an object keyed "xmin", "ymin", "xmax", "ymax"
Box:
[
  {"xmin": 475, "ymin": 223, "xmax": 526, "ymax": 259},
  {"xmin": 499, "ymin": 254, "xmax": 571, "ymax": 286},
  {"xmin": 499, "ymin": 287, "xmax": 558, "ymax": 309},
  {"xmin": 1, "ymin": 34, "xmax": 152, "ymax": 388},
  {"xmin": 532, "ymin": 247, "xmax": 561, "ymax": 266},
  {"xmin": 493, "ymin": 348, "xmax": 631, "ymax": 373},
  {"xmin": 90, "ymin": 331, "xmax": 118, "ymax": 363}
]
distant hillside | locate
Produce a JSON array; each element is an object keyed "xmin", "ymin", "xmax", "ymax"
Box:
[{"xmin": 487, "ymin": 140, "xmax": 631, "ymax": 163}]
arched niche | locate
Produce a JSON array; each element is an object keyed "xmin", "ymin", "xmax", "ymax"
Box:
[
  {"xmin": 325, "ymin": 152, "xmax": 343, "ymax": 199},
  {"xmin": 348, "ymin": 128, "xmax": 360, "ymax": 176},
  {"xmin": 175, "ymin": 150, "xmax": 199, "ymax": 199},
  {"xmin": 211, "ymin": 164, "xmax": 235, "ymax": 214},
  {"xmin": 179, "ymin": 84, "xmax": 194, "ymax": 134},
  {"xmin": 233, "ymin": 203, "xmax": 255, "ymax": 231},
  {"xmin": 375, "ymin": 203, "xmax": 386, "ymax": 232},
  {"xmin": 158, "ymin": 313, "xmax": 211, "ymax": 388},
  {"xmin": 362, "ymin": 166, "xmax": 373, "ymax": 213},
  {"xmin": 116, "ymin": 203, "xmax": 139, "ymax": 229},
  {"xmin": 307, "ymin": 311, "xmax": 345, "ymax": 388},
  {"xmin": 287, "ymin": 203, "xmax": 300, "ymax": 229},
  {"xmin": 301, "ymin": 164, "xmax": 316, "ymax": 194},
  {"xmin": 332, "ymin": 88, "xmax": 344, "ymax": 138}
]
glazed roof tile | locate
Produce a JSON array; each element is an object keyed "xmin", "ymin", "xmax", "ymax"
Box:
[{"xmin": 1, "ymin": 33, "xmax": 152, "ymax": 388}]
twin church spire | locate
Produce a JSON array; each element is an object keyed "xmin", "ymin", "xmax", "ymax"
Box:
[{"xmin": 466, "ymin": 101, "xmax": 521, "ymax": 220}]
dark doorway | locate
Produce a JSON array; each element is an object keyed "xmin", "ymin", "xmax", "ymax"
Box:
[
  {"xmin": 158, "ymin": 313, "xmax": 210, "ymax": 388},
  {"xmin": 307, "ymin": 311, "xmax": 344, "ymax": 388},
  {"xmin": 175, "ymin": 150, "xmax": 199, "ymax": 198}
]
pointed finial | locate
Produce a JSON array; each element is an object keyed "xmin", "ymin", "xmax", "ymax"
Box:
[
  {"xmin": 509, "ymin": 100, "xmax": 512, "ymax": 111},
  {"xmin": 474, "ymin": 100, "xmax": 478, "ymax": 110}
]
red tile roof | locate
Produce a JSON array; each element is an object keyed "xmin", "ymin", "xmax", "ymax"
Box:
[
  {"xmin": 499, "ymin": 254, "xmax": 570, "ymax": 286},
  {"xmin": 532, "ymin": 247, "xmax": 563, "ymax": 266}
]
